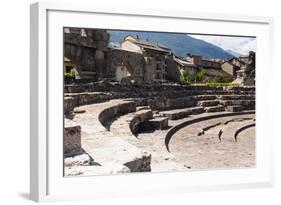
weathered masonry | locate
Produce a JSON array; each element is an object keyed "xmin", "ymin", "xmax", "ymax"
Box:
[{"xmin": 64, "ymin": 28, "xmax": 109, "ymax": 80}]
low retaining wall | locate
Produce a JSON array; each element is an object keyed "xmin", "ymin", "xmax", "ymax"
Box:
[
  {"xmin": 98, "ymin": 101, "xmax": 136, "ymax": 128},
  {"xmin": 65, "ymin": 82, "xmax": 255, "ymax": 96},
  {"xmin": 64, "ymin": 83, "xmax": 255, "ymax": 114},
  {"xmin": 64, "ymin": 92, "xmax": 112, "ymax": 114}
]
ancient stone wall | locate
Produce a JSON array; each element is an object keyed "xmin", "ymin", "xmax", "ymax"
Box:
[
  {"xmin": 106, "ymin": 48, "xmax": 146, "ymax": 82},
  {"xmin": 64, "ymin": 28, "xmax": 109, "ymax": 79},
  {"xmin": 64, "ymin": 83, "xmax": 255, "ymax": 114},
  {"xmin": 65, "ymin": 82, "xmax": 255, "ymax": 96},
  {"xmin": 64, "ymin": 121, "xmax": 81, "ymax": 156}
]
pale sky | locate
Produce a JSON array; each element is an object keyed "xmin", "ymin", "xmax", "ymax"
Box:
[{"xmin": 188, "ymin": 34, "xmax": 256, "ymax": 55}]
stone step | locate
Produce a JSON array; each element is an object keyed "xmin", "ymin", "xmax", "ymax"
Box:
[
  {"xmin": 130, "ymin": 109, "xmax": 153, "ymax": 134},
  {"xmin": 197, "ymin": 100, "xmax": 220, "ymax": 107},
  {"xmin": 205, "ymin": 105, "xmax": 225, "ymax": 113},
  {"xmin": 191, "ymin": 95, "xmax": 217, "ymax": 101},
  {"xmin": 64, "ymin": 92, "xmax": 112, "ymax": 108},
  {"xmin": 190, "ymin": 106, "xmax": 205, "ymax": 114},
  {"xmin": 163, "ymin": 96, "xmax": 197, "ymax": 110},
  {"xmin": 226, "ymin": 106, "xmax": 244, "ymax": 112},
  {"xmin": 109, "ymin": 109, "xmax": 153, "ymax": 135},
  {"xmin": 217, "ymin": 95, "xmax": 255, "ymax": 101},
  {"xmin": 160, "ymin": 106, "xmax": 205, "ymax": 120},
  {"xmin": 99, "ymin": 100, "xmax": 136, "ymax": 128},
  {"xmin": 220, "ymin": 100, "xmax": 255, "ymax": 110},
  {"xmin": 148, "ymin": 117, "xmax": 169, "ymax": 130},
  {"xmin": 136, "ymin": 106, "xmax": 150, "ymax": 111},
  {"xmin": 160, "ymin": 108, "xmax": 191, "ymax": 120}
]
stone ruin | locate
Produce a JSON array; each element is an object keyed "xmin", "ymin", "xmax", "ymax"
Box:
[
  {"xmin": 63, "ymin": 29, "xmax": 256, "ymax": 175},
  {"xmin": 64, "ymin": 82, "xmax": 256, "ymax": 176},
  {"xmin": 64, "ymin": 28, "xmax": 109, "ymax": 80},
  {"xmin": 233, "ymin": 51, "xmax": 256, "ymax": 86}
]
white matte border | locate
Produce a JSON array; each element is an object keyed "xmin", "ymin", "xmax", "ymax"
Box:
[{"xmin": 30, "ymin": 2, "xmax": 274, "ymax": 202}]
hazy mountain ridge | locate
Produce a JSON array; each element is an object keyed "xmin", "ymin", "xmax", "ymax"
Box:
[
  {"xmin": 226, "ymin": 49, "xmax": 241, "ymax": 57},
  {"xmin": 109, "ymin": 31, "xmax": 235, "ymax": 60}
]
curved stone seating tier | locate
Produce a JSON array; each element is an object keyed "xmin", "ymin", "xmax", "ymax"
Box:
[
  {"xmin": 220, "ymin": 100, "xmax": 255, "ymax": 110},
  {"xmin": 217, "ymin": 94, "xmax": 255, "ymax": 100},
  {"xmin": 234, "ymin": 123, "xmax": 256, "ymax": 142},
  {"xmin": 204, "ymin": 105, "xmax": 225, "ymax": 112},
  {"xmin": 165, "ymin": 111, "xmax": 255, "ymax": 152},
  {"xmin": 98, "ymin": 100, "xmax": 136, "ymax": 128},
  {"xmin": 64, "ymin": 92, "xmax": 113, "ymax": 114},
  {"xmin": 197, "ymin": 100, "xmax": 220, "ymax": 107},
  {"xmin": 146, "ymin": 94, "xmax": 255, "ymax": 111},
  {"xmin": 68, "ymin": 99, "xmax": 151, "ymax": 175},
  {"xmin": 163, "ymin": 113, "xmax": 255, "ymax": 170},
  {"xmin": 110, "ymin": 109, "xmax": 153, "ymax": 137},
  {"xmin": 64, "ymin": 88, "xmax": 255, "ymax": 116},
  {"xmin": 64, "ymin": 82, "xmax": 255, "ymax": 95},
  {"xmin": 191, "ymin": 95, "xmax": 217, "ymax": 101},
  {"xmin": 160, "ymin": 107, "xmax": 205, "ymax": 120}
]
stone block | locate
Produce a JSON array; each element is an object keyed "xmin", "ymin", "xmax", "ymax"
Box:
[
  {"xmin": 130, "ymin": 109, "xmax": 153, "ymax": 134},
  {"xmin": 64, "ymin": 96, "xmax": 76, "ymax": 114},
  {"xmin": 160, "ymin": 109, "xmax": 191, "ymax": 120},
  {"xmin": 226, "ymin": 105, "xmax": 244, "ymax": 112},
  {"xmin": 205, "ymin": 105, "xmax": 225, "ymax": 113},
  {"xmin": 198, "ymin": 100, "xmax": 220, "ymax": 107},
  {"xmin": 190, "ymin": 107, "xmax": 205, "ymax": 114},
  {"xmin": 148, "ymin": 117, "xmax": 169, "ymax": 130},
  {"xmin": 64, "ymin": 121, "xmax": 81, "ymax": 156},
  {"xmin": 64, "ymin": 153, "xmax": 93, "ymax": 167}
]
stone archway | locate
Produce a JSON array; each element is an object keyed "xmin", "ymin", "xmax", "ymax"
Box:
[{"xmin": 115, "ymin": 61, "xmax": 133, "ymax": 82}]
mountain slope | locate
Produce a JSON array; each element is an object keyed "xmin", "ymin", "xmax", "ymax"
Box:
[
  {"xmin": 109, "ymin": 30, "xmax": 234, "ymax": 60},
  {"xmin": 226, "ymin": 49, "xmax": 241, "ymax": 57}
]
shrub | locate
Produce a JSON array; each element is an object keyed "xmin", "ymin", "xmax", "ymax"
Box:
[
  {"xmin": 208, "ymin": 75, "xmax": 233, "ymax": 84},
  {"xmin": 180, "ymin": 68, "xmax": 206, "ymax": 84},
  {"xmin": 196, "ymin": 68, "xmax": 206, "ymax": 82},
  {"xmin": 64, "ymin": 68, "xmax": 76, "ymax": 83},
  {"xmin": 179, "ymin": 69, "xmax": 190, "ymax": 85}
]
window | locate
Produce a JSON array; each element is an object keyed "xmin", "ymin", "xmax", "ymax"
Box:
[{"xmin": 156, "ymin": 63, "xmax": 161, "ymax": 70}]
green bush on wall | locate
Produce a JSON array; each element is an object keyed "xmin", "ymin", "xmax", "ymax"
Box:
[
  {"xmin": 64, "ymin": 68, "xmax": 76, "ymax": 83},
  {"xmin": 180, "ymin": 68, "xmax": 206, "ymax": 84}
]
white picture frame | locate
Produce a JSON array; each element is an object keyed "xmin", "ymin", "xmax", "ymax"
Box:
[{"xmin": 30, "ymin": 2, "xmax": 274, "ymax": 202}]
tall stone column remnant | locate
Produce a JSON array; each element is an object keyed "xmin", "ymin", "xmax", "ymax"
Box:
[{"xmin": 64, "ymin": 28, "xmax": 109, "ymax": 81}]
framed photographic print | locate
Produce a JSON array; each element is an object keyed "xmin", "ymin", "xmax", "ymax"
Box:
[{"xmin": 30, "ymin": 2, "xmax": 274, "ymax": 202}]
